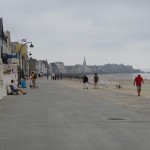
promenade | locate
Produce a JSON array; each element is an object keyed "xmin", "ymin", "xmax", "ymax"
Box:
[{"xmin": 0, "ymin": 78, "xmax": 150, "ymax": 150}]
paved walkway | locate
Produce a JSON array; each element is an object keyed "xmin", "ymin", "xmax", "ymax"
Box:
[{"xmin": 0, "ymin": 78, "xmax": 150, "ymax": 150}]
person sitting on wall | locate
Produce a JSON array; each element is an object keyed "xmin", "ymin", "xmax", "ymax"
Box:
[{"xmin": 11, "ymin": 80, "xmax": 27, "ymax": 95}]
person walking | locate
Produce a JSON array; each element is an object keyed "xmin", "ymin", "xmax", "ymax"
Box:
[
  {"xmin": 83, "ymin": 75, "xmax": 88, "ymax": 89},
  {"xmin": 51, "ymin": 73, "xmax": 55, "ymax": 80},
  {"xmin": 134, "ymin": 74, "xmax": 144, "ymax": 96},
  {"xmin": 94, "ymin": 73, "xmax": 99, "ymax": 89},
  {"xmin": 31, "ymin": 71, "xmax": 36, "ymax": 88}
]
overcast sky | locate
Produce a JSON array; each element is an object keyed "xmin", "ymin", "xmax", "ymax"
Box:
[{"xmin": 1, "ymin": 0, "xmax": 150, "ymax": 69}]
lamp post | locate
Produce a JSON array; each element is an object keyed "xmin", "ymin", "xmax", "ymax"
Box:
[
  {"xmin": 18, "ymin": 42, "xmax": 34, "ymax": 84},
  {"xmin": 22, "ymin": 52, "xmax": 32, "ymax": 78}
]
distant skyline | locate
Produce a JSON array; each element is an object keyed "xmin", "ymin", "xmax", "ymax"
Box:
[{"xmin": 1, "ymin": 0, "xmax": 150, "ymax": 69}]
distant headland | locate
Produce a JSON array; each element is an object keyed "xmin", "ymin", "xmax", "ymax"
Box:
[{"xmin": 50, "ymin": 62, "xmax": 141, "ymax": 75}]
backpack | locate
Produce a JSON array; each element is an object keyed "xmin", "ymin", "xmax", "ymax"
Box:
[{"xmin": 34, "ymin": 74, "xmax": 37, "ymax": 79}]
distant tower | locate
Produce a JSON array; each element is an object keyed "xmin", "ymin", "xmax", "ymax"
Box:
[{"xmin": 83, "ymin": 56, "xmax": 86, "ymax": 66}]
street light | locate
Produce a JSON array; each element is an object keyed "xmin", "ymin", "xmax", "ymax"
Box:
[
  {"xmin": 22, "ymin": 52, "xmax": 32, "ymax": 78},
  {"xmin": 18, "ymin": 42, "xmax": 34, "ymax": 84}
]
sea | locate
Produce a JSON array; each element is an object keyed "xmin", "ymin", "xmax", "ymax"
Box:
[{"xmin": 88, "ymin": 73, "xmax": 150, "ymax": 84}]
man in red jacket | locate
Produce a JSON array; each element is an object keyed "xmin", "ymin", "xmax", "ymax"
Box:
[{"xmin": 134, "ymin": 74, "xmax": 144, "ymax": 96}]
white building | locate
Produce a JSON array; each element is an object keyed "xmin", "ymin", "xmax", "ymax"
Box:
[
  {"xmin": 37, "ymin": 60, "xmax": 47, "ymax": 75},
  {"xmin": 73, "ymin": 64, "xmax": 84, "ymax": 74},
  {"xmin": 50, "ymin": 62, "xmax": 65, "ymax": 74}
]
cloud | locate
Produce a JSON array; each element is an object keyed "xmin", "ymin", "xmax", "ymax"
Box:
[{"xmin": 1, "ymin": 0, "xmax": 150, "ymax": 68}]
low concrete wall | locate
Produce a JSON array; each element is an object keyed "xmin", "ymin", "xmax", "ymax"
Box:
[
  {"xmin": 0, "ymin": 73, "xmax": 18, "ymax": 100},
  {"xmin": 0, "ymin": 64, "xmax": 18, "ymax": 100}
]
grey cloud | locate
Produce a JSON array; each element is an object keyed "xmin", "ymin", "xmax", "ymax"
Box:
[{"xmin": 1, "ymin": 0, "xmax": 150, "ymax": 68}]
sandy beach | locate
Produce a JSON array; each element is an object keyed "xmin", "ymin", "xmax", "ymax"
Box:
[
  {"xmin": 65, "ymin": 78, "xmax": 150, "ymax": 98},
  {"xmin": 99, "ymin": 79, "xmax": 150, "ymax": 98},
  {"xmin": 62, "ymin": 78, "xmax": 150, "ymax": 117}
]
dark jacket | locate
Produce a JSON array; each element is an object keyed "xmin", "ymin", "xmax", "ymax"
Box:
[
  {"xmin": 94, "ymin": 75, "xmax": 98, "ymax": 82},
  {"xmin": 83, "ymin": 75, "xmax": 88, "ymax": 83}
]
